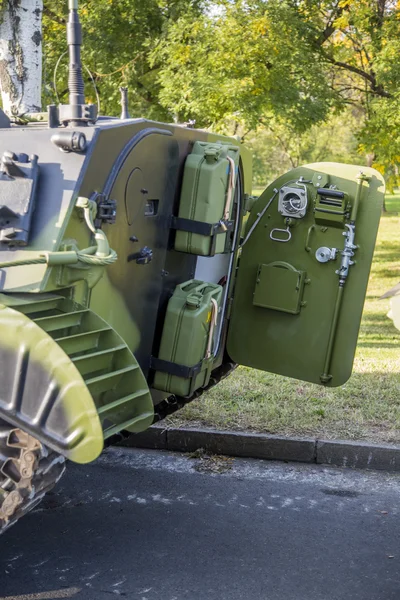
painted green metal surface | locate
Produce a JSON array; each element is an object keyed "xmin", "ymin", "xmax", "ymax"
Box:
[
  {"xmin": 154, "ymin": 280, "xmax": 223, "ymax": 396},
  {"xmin": 0, "ymin": 299, "xmax": 103, "ymax": 464},
  {"xmin": 253, "ymin": 262, "xmax": 307, "ymax": 315},
  {"xmin": 0, "ymin": 119, "xmax": 252, "ymax": 452},
  {"xmin": 0, "ymin": 293, "xmax": 154, "ymax": 453},
  {"xmin": 227, "ymin": 163, "xmax": 385, "ymax": 387},
  {"xmin": 175, "ymin": 141, "xmax": 240, "ymax": 256}
]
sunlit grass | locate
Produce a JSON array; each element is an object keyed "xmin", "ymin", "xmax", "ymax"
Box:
[{"xmin": 169, "ymin": 194, "xmax": 400, "ymax": 443}]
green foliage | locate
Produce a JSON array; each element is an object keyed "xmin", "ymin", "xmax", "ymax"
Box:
[
  {"xmin": 248, "ymin": 110, "xmax": 361, "ymax": 186},
  {"xmin": 297, "ymin": 0, "xmax": 400, "ymax": 183},
  {"xmin": 152, "ymin": 0, "xmax": 336, "ymax": 131},
  {"xmin": 43, "ymin": 0, "xmax": 205, "ymax": 119},
  {"xmin": 40, "ymin": 0, "xmax": 400, "ymax": 182}
]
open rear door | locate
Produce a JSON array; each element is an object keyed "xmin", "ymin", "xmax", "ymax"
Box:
[{"xmin": 227, "ymin": 163, "xmax": 385, "ymax": 387}]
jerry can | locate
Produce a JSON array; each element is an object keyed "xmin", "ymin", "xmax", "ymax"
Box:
[
  {"xmin": 152, "ymin": 280, "xmax": 223, "ymax": 396},
  {"xmin": 174, "ymin": 141, "xmax": 240, "ymax": 256}
]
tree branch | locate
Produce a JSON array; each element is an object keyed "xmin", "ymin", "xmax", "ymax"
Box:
[
  {"xmin": 267, "ymin": 126, "xmax": 297, "ymax": 169},
  {"xmin": 43, "ymin": 7, "xmax": 66, "ymax": 25},
  {"xmin": 324, "ymin": 56, "xmax": 391, "ymax": 98},
  {"xmin": 376, "ymin": 0, "xmax": 387, "ymax": 30},
  {"xmin": 315, "ymin": 2, "xmax": 344, "ymax": 46},
  {"xmin": 241, "ymin": 128, "xmax": 254, "ymax": 141}
]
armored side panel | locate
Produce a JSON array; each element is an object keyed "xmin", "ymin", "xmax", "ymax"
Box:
[
  {"xmin": 227, "ymin": 163, "xmax": 385, "ymax": 386},
  {"xmin": 0, "ymin": 118, "xmax": 251, "ymax": 464}
]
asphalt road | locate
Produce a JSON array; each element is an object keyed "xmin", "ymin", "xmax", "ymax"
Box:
[{"xmin": 1, "ymin": 447, "xmax": 400, "ymax": 600}]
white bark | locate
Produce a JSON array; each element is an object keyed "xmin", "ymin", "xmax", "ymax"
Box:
[{"xmin": 0, "ymin": 0, "xmax": 43, "ymax": 116}]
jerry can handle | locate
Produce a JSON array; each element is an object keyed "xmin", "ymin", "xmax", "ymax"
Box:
[{"xmin": 205, "ymin": 298, "xmax": 219, "ymax": 359}]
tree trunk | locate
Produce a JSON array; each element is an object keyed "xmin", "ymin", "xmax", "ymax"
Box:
[
  {"xmin": 366, "ymin": 152, "xmax": 375, "ymax": 168},
  {"xmin": 0, "ymin": 0, "xmax": 43, "ymax": 116}
]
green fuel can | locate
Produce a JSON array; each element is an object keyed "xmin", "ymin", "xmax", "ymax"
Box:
[
  {"xmin": 153, "ymin": 280, "xmax": 223, "ymax": 396},
  {"xmin": 175, "ymin": 141, "xmax": 240, "ymax": 256}
]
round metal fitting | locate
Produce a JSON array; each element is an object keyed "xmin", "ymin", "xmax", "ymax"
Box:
[{"xmin": 316, "ymin": 247, "xmax": 333, "ymax": 263}]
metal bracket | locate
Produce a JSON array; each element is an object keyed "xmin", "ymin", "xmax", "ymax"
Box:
[
  {"xmin": 127, "ymin": 246, "xmax": 153, "ymax": 265},
  {"xmin": 58, "ymin": 103, "xmax": 98, "ymax": 126},
  {"xmin": 335, "ymin": 224, "xmax": 357, "ymax": 279},
  {"xmin": 93, "ymin": 193, "xmax": 117, "ymax": 226},
  {"xmin": 0, "ymin": 153, "xmax": 39, "ymax": 246}
]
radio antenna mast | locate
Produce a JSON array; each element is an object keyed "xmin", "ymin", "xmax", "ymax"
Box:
[
  {"xmin": 57, "ymin": 0, "xmax": 97, "ymax": 127},
  {"xmin": 68, "ymin": 0, "xmax": 85, "ymax": 116}
]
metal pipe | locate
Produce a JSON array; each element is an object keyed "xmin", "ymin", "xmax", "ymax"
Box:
[
  {"xmin": 320, "ymin": 172, "xmax": 370, "ymax": 384},
  {"xmin": 320, "ymin": 285, "xmax": 344, "ymax": 383}
]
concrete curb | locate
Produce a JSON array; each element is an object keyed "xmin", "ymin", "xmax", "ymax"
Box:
[{"xmin": 120, "ymin": 425, "xmax": 400, "ymax": 472}]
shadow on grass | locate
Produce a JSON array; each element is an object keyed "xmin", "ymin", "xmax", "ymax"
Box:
[
  {"xmin": 373, "ymin": 272, "xmax": 400, "ymax": 282},
  {"xmin": 172, "ymin": 367, "xmax": 400, "ymax": 443},
  {"xmin": 357, "ymin": 342, "xmax": 399, "ymax": 348},
  {"xmin": 361, "ymin": 313, "xmax": 394, "ymax": 322}
]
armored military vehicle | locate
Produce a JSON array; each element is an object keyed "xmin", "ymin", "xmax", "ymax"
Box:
[{"xmin": 0, "ymin": 0, "xmax": 385, "ymax": 534}]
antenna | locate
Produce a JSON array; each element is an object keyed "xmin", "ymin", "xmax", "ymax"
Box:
[
  {"xmin": 68, "ymin": 0, "xmax": 85, "ymax": 112},
  {"xmin": 56, "ymin": 0, "xmax": 97, "ymax": 127}
]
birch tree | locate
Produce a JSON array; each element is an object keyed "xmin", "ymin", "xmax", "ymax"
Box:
[{"xmin": 0, "ymin": 0, "xmax": 43, "ymax": 116}]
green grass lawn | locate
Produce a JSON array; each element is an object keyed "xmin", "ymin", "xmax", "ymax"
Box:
[{"xmin": 168, "ymin": 193, "xmax": 400, "ymax": 443}]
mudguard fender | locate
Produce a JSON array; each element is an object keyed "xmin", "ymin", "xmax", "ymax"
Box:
[{"xmin": 0, "ymin": 304, "xmax": 103, "ymax": 464}]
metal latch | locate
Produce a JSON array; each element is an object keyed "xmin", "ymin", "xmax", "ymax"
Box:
[
  {"xmin": 93, "ymin": 194, "xmax": 117, "ymax": 225},
  {"xmin": 127, "ymin": 246, "xmax": 153, "ymax": 265}
]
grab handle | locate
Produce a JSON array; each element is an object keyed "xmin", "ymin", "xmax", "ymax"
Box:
[{"xmin": 270, "ymin": 227, "xmax": 292, "ymax": 243}]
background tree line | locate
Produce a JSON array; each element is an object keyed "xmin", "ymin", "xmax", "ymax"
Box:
[{"xmin": 2, "ymin": 0, "xmax": 400, "ymax": 189}]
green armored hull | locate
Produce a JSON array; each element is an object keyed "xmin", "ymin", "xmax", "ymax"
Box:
[{"xmin": 0, "ymin": 1, "xmax": 385, "ymax": 534}]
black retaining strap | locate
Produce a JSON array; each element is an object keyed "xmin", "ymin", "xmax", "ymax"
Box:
[
  {"xmin": 150, "ymin": 356, "xmax": 204, "ymax": 379},
  {"xmin": 170, "ymin": 216, "xmax": 234, "ymax": 256},
  {"xmin": 170, "ymin": 216, "xmax": 234, "ymax": 236}
]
